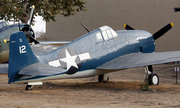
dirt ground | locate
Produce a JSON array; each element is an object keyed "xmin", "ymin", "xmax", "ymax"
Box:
[{"xmin": 1, "ymin": 64, "xmax": 180, "ymax": 108}]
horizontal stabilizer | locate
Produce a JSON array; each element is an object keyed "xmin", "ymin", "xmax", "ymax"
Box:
[
  {"xmin": 31, "ymin": 43, "xmax": 61, "ymax": 56},
  {"xmin": 18, "ymin": 63, "xmax": 67, "ymax": 76}
]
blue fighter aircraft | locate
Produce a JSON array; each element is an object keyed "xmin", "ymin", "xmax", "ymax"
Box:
[{"xmin": 1, "ymin": 22, "xmax": 180, "ymax": 90}]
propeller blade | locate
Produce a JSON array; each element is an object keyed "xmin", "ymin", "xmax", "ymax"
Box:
[
  {"xmin": 79, "ymin": 22, "xmax": 90, "ymax": 33},
  {"xmin": 26, "ymin": 5, "xmax": 39, "ymax": 44},
  {"xmin": 28, "ymin": 5, "xmax": 35, "ymax": 31},
  {"xmin": 124, "ymin": 24, "xmax": 135, "ymax": 30},
  {"xmin": 29, "ymin": 36, "xmax": 39, "ymax": 44},
  {"xmin": 153, "ymin": 23, "xmax": 174, "ymax": 40},
  {"xmin": 18, "ymin": 20, "xmax": 21, "ymax": 31},
  {"xmin": 174, "ymin": 7, "xmax": 180, "ymax": 12}
]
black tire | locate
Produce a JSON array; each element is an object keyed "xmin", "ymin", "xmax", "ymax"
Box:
[
  {"xmin": 148, "ymin": 73, "xmax": 159, "ymax": 85},
  {"xmin": 98, "ymin": 75, "xmax": 104, "ymax": 82},
  {"xmin": 25, "ymin": 85, "xmax": 33, "ymax": 90}
]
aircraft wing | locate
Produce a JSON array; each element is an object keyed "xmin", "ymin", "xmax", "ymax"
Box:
[
  {"xmin": 97, "ymin": 51, "xmax": 180, "ymax": 70},
  {"xmin": 0, "ymin": 64, "xmax": 8, "ymax": 74},
  {"xmin": 18, "ymin": 63, "xmax": 67, "ymax": 76},
  {"xmin": 39, "ymin": 41, "xmax": 71, "ymax": 46},
  {"xmin": 31, "ymin": 43, "xmax": 61, "ymax": 56}
]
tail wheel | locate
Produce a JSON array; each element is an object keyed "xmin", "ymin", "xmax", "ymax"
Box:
[
  {"xmin": 148, "ymin": 73, "xmax": 159, "ymax": 85},
  {"xmin": 25, "ymin": 85, "xmax": 33, "ymax": 91}
]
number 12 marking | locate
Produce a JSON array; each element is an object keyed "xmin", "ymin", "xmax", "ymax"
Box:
[{"xmin": 19, "ymin": 45, "xmax": 26, "ymax": 54}]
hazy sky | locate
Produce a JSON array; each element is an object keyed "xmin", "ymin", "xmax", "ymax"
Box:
[{"xmin": 32, "ymin": 16, "xmax": 46, "ymax": 33}]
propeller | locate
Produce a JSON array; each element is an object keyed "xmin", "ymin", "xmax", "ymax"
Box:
[
  {"xmin": 153, "ymin": 23, "xmax": 174, "ymax": 40},
  {"xmin": 29, "ymin": 36, "xmax": 39, "ymax": 44},
  {"xmin": 3, "ymin": 6, "xmax": 39, "ymax": 44},
  {"xmin": 28, "ymin": 5, "xmax": 35, "ymax": 31},
  {"xmin": 25, "ymin": 5, "xmax": 39, "ymax": 44},
  {"xmin": 124, "ymin": 24, "xmax": 135, "ymax": 30},
  {"xmin": 124, "ymin": 23, "xmax": 174, "ymax": 40}
]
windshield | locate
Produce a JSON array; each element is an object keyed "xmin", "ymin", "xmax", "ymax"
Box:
[
  {"xmin": 99, "ymin": 26, "xmax": 118, "ymax": 41},
  {"xmin": 0, "ymin": 21, "xmax": 10, "ymax": 29}
]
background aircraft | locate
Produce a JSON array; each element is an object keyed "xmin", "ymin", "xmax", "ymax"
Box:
[
  {"xmin": 1, "ymin": 22, "xmax": 180, "ymax": 91},
  {"xmin": 0, "ymin": 6, "xmax": 70, "ymax": 63},
  {"xmin": 0, "ymin": 21, "xmax": 36, "ymax": 63},
  {"xmin": 0, "ymin": 5, "xmax": 38, "ymax": 63}
]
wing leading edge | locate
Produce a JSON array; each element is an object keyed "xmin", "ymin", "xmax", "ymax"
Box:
[{"xmin": 97, "ymin": 51, "xmax": 180, "ymax": 70}]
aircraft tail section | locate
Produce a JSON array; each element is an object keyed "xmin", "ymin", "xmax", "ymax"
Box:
[{"xmin": 8, "ymin": 32, "xmax": 38, "ymax": 83}]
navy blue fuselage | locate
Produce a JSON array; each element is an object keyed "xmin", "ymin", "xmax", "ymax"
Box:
[{"xmin": 38, "ymin": 26, "xmax": 155, "ymax": 72}]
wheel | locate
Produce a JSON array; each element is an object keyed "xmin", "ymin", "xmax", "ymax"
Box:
[
  {"xmin": 148, "ymin": 73, "xmax": 159, "ymax": 85},
  {"xmin": 98, "ymin": 74, "xmax": 110, "ymax": 82},
  {"xmin": 98, "ymin": 75, "xmax": 104, "ymax": 82},
  {"xmin": 25, "ymin": 85, "xmax": 33, "ymax": 90}
]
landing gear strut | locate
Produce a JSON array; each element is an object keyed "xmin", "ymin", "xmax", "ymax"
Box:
[
  {"xmin": 98, "ymin": 75, "xmax": 104, "ymax": 82},
  {"xmin": 145, "ymin": 65, "xmax": 159, "ymax": 85},
  {"xmin": 25, "ymin": 85, "xmax": 33, "ymax": 90},
  {"xmin": 98, "ymin": 73, "xmax": 112, "ymax": 82}
]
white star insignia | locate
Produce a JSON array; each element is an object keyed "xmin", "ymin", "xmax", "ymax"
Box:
[{"xmin": 60, "ymin": 49, "xmax": 78, "ymax": 70}]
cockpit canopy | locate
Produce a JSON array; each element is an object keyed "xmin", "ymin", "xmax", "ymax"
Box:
[
  {"xmin": 98, "ymin": 26, "xmax": 118, "ymax": 41},
  {"xmin": 88, "ymin": 26, "xmax": 118, "ymax": 44},
  {"xmin": 0, "ymin": 21, "xmax": 10, "ymax": 29}
]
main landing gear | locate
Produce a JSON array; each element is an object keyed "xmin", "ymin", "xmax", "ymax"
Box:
[
  {"xmin": 98, "ymin": 73, "xmax": 112, "ymax": 82},
  {"xmin": 145, "ymin": 65, "xmax": 159, "ymax": 85}
]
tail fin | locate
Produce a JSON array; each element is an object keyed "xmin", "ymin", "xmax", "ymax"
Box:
[{"xmin": 8, "ymin": 31, "xmax": 38, "ymax": 83}]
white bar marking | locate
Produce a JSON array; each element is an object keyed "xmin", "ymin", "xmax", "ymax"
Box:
[
  {"xmin": 48, "ymin": 60, "xmax": 61, "ymax": 67},
  {"xmin": 79, "ymin": 53, "xmax": 91, "ymax": 61}
]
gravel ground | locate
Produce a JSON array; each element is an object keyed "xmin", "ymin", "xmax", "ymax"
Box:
[{"xmin": 1, "ymin": 64, "xmax": 180, "ymax": 108}]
